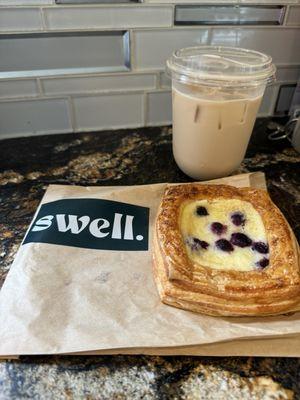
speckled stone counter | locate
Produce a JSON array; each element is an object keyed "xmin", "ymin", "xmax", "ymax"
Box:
[{"xmin": 0, "ymin": 119, "xmax": 299, "ymax": 399}]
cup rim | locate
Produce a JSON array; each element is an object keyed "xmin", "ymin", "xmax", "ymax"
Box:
[{"xmin": 166, "ymin": 45, "xmax": 276, "ymax": 87}]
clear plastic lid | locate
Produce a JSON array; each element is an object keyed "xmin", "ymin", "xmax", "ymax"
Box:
[{"xmin": 166, "ymin": 46, "xmax": 276, "ymax": 87}]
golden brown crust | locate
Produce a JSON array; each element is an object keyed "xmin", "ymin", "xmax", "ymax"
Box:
[{"xmin": 154, "ymin": 184, "xmax": 300, "ymax": 317}]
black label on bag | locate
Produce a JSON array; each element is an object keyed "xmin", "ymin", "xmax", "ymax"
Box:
[{"xmin": 23, "ymin": 198, "xmax": 150, "ymax": 251}]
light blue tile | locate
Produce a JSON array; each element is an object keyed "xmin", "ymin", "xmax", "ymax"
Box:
[
  {"xmin": 0, "ymin": 0, "xmax": 53, "ymax": 3},
  {"xmin": 286, "ymin": 6, "xmax": 300, "ymax": 26},
  {"xmin": 42, "ymin": 74, "xmax": 156, "ymax": 95},
  {"xmin": 276, "ymin": 66, "xmax": 300, "ymax": 82},
  {"xmin": 175, "ymin": 5, "xmax": 284, "ymax": 26},
  {"xmin": 44, "ymin": 6, "xmax": 173, "ymax": 30},
  {"xmin": 275, "ymin": 84, "xmax": 296, "ymax": 115},
  {"xmin": 210, "ymin": 28, "xmax": 300, "ymax": 64},
  {"xmin": 258, "ymin": 85, "xmax": 278, "ymax": 116},
  {"xmin": 159, "ymin": 72, "xmax": 171, "ymax": 89},
  {"xmin": 73, "ymin": 93, "xmax": 144, "ymax": 131},
  {"xmin": 0, "ymin": 32, "xmax": 128, "ymax": 78},
  {"xmin": 0, "ymin": 98, "xmax": 71, "ymax": 137},
  {"xmin": 0, "ymin": 79, "xmax": 38, "ymax": 98},
  {"xmin": 0, "ymin": 8, "xmax": 42, "ymax": 32},
  {"xmin": 134, "ymin": 28, "xmax": 210, "ymax": 70},
  {"xmin": 147, "ymin": 91, "xmax": 172, "ymax": 125}
]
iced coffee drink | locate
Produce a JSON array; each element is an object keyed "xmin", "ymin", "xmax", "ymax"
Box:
[{"xmin": 167, "ymin": 46, "xmax": 276, "ymax": 180}]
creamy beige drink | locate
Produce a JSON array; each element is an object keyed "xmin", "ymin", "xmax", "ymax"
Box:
[
  {"xmin": 167, "ymin": 46, "xmax": 276, "ymax": 180},
  {"xmin": 172, "ymin": 85, "xmax": 263, "ymax": 180}
]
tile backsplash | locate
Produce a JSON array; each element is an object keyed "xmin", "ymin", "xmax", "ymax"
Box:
[
  {"xmin": 133, "ymin": 28, "xmax": 210, "ymax": 69},
  {"xmin": 44, "ymin": 6, "xmax": 172, "ymax": 29},
  {"xmin": 174, "ymin": 5, "xmax": 285, "ymax": 25},
  {"xmin": 72, "ymin": 92, "xmax": 144, "ymax": 131},
  {"xmin": 42, "ymin": 73, "xmax": 157, "ymax": 95},
  {"xmin": 0, "ymin": 1, "xmax": 299, "ymax": 138},
  {"xmin": 0, "ymin": 8, "xmax": 43, "ymax": 32},
  {"xmin": 0, "ymin": 32, "xmax": 129, "ymax": 78},
  {"xmin": 0, "ymin": 98, "xmax": 71, "ymax": 137}
]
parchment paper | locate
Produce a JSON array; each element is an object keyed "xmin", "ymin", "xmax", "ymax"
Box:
[{"xmin": 0, "ymin": 172, "xmax": 299, "ymax": 358}]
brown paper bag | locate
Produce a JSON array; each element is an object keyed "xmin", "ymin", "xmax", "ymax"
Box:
[
  {"xmin": 0, "ymin": 172, "xmax": 299, "ymax": 358},
  {"xmin": 72, "ymin": 335, "xmax": 300, "ymax": 357}
]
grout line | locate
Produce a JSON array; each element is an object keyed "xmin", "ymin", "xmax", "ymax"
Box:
[
  {"xmin": 257, "ymin": 112, "xmax": 271, "ymax": 118},
  {"xmin": 40, "ymin": 3, "xmax": 174, "ymax": 9},
  {"xmin": 0, "ymin": 70, "xmax": 163, "ymax": 81},
  {"xmin": 282, "ymin": 5, "xmax": 290, "ymax": 26},
  {"xmin": 39, "ymin": 7, "xmax": 47, "ymax": 31},
  {"xmin": 1, "ymin": 25, "xmax": 299, "ymax": 36},
  {"xmin": 267, "ymin": 84, "xmax": 281, "ymax": 116},
  {"xmin": 1, "ymin": 82, "xmax": 299, "ymax": 104},
  {"xmin": 0, "ymin": 81, "xmax": 297, "ymax": 104},
  {"xmin": 143, "ymin": 91, "xmax": 148, "ymax": 126},
  {"xmin": 36, "ymin": 78, "xmax": 44, "ymax": 96},
  {"xmin": 142, "ymin": 0, "xmax": 298, "ymax": 4},
  {"xmin": 129, "ymin": 29, "xmax": 135, "ymax": 71},
  {"xmin": 276, "ymin": 63, "xmax": 300, "ymax": 68},
  {"xmin": 0, "ymin": 94, "xmax": 68, "ymax": 103},
  {"xmin": 68, "ymin": 96, "xmax": 76, "ymax": 132},
  {"xmin": 0, "ymin": 89, "xmax": 157, "ymax": 103},
  {"xmin": 156, "ymin": 72, "xmax": 160, "ymax": 89},
  {"xmin": 0, "ymin": 129, "xmax": 73, "ymax": 141},
  {"xmin": 270, "ymin": 84, "xmax": 281, "ymax": 115},
  {"xmin": 73, "ymin": 122, "xmax": 145, "ymax": 135},
  {"xmin": 0, "ymin": 65, "xmax": 298, "ymax": 82},
  {"xmin": 276, "ymin": 80, "xmax": 299, "ymax": 84},
  {"xmin": 145, "ymin": 88, "xmax": 171, "ymax": 95},
  {"xmin": 207, "ymin": 26, "xmax": 213, "ymax": 45},
  {"xmin": 171, "ymin": 3, "xmax": 175, "ymax": 28},
  {"xmin": 0, "ymin": 2, "xmax": 296, "ymax": 7},
  {"xmin": 145, "ymin": 120, "xmax": 171, "ymax": 128},
  {"xmin": 0, "ymin": 3, "xmax": 173, "ymax": 9}
]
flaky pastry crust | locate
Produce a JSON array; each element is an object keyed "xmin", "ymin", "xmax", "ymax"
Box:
[{"xmin": 153, "ymin": 184, "xmax": 300, "ymax": 317}]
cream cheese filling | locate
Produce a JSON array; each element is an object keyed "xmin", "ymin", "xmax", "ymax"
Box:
[{"xmin": 180, "ymin": 199, "xmax": 269, "ymax": 271}]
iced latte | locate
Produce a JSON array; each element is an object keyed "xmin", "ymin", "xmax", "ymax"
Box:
[{"xmin": 167, "ymin": 46, "xmax": 276, "ymax": 180}]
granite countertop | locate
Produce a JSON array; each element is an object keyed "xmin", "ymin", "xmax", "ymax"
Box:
[{"xmin": 0, "ymin": 119, "xmax": 300, "ymax": 399}]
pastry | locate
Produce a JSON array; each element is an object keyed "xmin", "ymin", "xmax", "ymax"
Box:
[{"xmin": 153, "ymin": 184, "xmax": 300, "ymax": 317}]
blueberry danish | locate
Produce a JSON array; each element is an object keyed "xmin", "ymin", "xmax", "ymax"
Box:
[{"xmin": 153, "ymin": 184, "xmax": 300, "ymax": 317}]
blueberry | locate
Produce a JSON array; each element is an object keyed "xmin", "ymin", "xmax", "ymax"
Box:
[
  {"xmin": 252, "ymin": 241, "xmax": 269, "ymax": 254},
  {"xmin": 186, "ymin": 237, "xmax": 209, "ymax": 251},
  {"xmin": 196, "ymin": 206, "xmax": 209, "ymax": 216},
  {"xmin": 230, "ymin": 212, "xmax": 246, "ymax": 227},
  {"xmin": 199, "ymin": 240, "xmax": 209, "ymax": 250},
  {"xmin": 211, "ymin": 222, "xmax": 227, "ymax": 236},
  {"xmin": 216, "ymin": 239, "xmax": 234, "ymax": 252},
  {"xmin": 256, "ymin": 258, "xmax": 269, "ymax": 269},
  {"xmin": 191, "ymin": 238, "xmax": 202, "ymax": 251},
  {"xmin": 230, "ymin": 233, "xmax": 252, "ymax": 248}
]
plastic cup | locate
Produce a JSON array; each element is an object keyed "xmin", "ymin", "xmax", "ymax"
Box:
[{"xmin": 166, "ymin": 46, "xmax": 276, "ymax": 180}]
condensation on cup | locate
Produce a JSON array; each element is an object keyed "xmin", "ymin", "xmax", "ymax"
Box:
[{"xmin": 166, "ymin": 46, "xmax": 276, "ymax": 180}]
